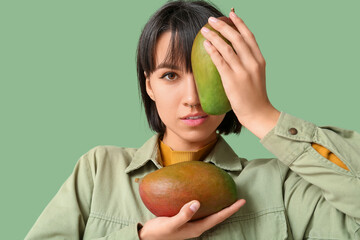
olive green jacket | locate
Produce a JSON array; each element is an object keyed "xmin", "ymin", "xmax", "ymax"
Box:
[{"xmin": 25, "ymin": 112, "xmax": 360, "ymax": 239}]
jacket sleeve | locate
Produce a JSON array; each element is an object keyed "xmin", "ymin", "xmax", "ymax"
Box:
[
  {"xmin": 25, "ymin": 151, "xmax": 141, "ymax": 240},
  {"xmin": 260, "ymin": 112, "xmax": 360, "ymax": 238}
]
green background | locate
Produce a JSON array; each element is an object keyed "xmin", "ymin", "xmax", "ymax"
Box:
[{"xmin": 1, "ymin": 0, "xmax": 359, "ymax": 238}]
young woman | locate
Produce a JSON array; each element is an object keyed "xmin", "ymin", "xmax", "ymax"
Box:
[{"xmin": 26, "ymin": 0, "xmax": 360, "ymax": 239}]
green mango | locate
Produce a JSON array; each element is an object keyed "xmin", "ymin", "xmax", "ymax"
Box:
[
  {"xmin": 136, "ymin": 161, "xmax": 237, "ymax": 220},
  {"xmin": 191, "ymin": 17, "xmax": 235, "ymax": 115}
]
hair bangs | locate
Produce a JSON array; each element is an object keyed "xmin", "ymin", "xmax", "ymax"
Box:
[{"xmin": 162, "ymin": 13, "xmax": 204, "ymax": 73}]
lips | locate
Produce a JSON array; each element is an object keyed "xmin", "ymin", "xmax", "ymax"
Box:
[
  {"xmin": 181, "ymin": 113, "xmax": 208, "ymax": 120},
  {"xmin": 180, "ymin": 113, "xmax": 208, "ymax": 127},
  {"xmin": 183, "ymin": 115, "xmax": 207, "ymax": 120}
]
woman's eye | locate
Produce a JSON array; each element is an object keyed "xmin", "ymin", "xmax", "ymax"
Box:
[{"xmin": 161, "ymin": 72, "xmax": 178, "ymax": 81}]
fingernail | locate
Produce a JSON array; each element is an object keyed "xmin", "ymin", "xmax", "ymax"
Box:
[
  {"xmin": 190, "ymin": 201, "xmax": 200, "ymax": 212},
  {"xmin": 203, "ymin": 40, "xmax": 211, "ymax": 48},
  {"xmin": 201, "ymin": 27, "xmax": 209, "ymax": 34},
  {"xmin": 209, "ymin": 17, "xmax": 218, "ymax": 23},
  {"xmin": 230, "ymin": 11, "xmax": 237, "ymax": 18}
]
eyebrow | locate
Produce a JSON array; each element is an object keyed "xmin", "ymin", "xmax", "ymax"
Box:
[{"xmin": 154, "ymin": 62, "xmax": 182, "ymax": 72}]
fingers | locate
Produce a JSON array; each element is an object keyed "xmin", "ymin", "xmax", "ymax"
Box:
[
  {"xmin": 192, "ymin": 199, "xmax": 246, "ymax": 231},
  {"xmin": 201, "ymin": 26, "xmax": 242, "ymax": 72},
  {"xmin": 141, "ymin": 199, "xmax": 246, "ymax": 240},
  {"xmin": 168, "ymin": 200, "xmax": 200, "ymax": 229},
  {"xmin": 207, "ymin": 17, "xmax": 254, "ymax": 66},
  {"xmin": 203, "ymin": 13, "xmax": 265, "ymax": 69},
  {"xmin": 202, "ymin": 39, "xmax": 236, "ymax": 80},
  {"xmin": 229, "ymin": 11, "xmax": 265, "ymax": 66}
]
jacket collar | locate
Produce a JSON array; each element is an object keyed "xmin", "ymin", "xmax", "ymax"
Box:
[{"xmin": 125, "ymin": 134, "xmax": 244, "ymax": 173}]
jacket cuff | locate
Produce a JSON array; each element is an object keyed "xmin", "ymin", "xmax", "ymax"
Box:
[{"xmin": 260, "ymin": 112, "xmax": 317, "ymax": 166}]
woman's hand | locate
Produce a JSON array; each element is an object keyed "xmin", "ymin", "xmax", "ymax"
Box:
[
  {"xmin": 201, "ymin": 11, "xmax": 280, "ymax": 139},
  {"xmin": 138, "ymin": 199, "xmax": 246, "ymax": 240}
]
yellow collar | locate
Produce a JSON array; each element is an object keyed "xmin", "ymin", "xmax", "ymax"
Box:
[{"xmin": 159, "ymin": 138, "xmax": 218, "ymax": 167}]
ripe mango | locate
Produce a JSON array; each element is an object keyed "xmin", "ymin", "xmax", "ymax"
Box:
[
  {"xmin": 137, "ymin": 161, "xmax": 237, "ymax": 220},
  {"xmin": 191, "ymin": 16, "xmax": 236, "ymax": 115}
]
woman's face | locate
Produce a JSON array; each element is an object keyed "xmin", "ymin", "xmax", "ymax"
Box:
[{"xmin": 145, "ymin": 31, "xmax": 225, "ymax": 151}]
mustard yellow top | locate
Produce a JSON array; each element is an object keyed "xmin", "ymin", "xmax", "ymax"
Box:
[
  {"xmin": 159, "ymin": 138, "xmax": 218, "ymax": 166},
  {"xmin": 312, "ymin": 143, "xmax": 349, "ymax": 170}
]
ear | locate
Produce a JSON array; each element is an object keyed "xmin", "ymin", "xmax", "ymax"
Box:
[{"xmin": 145, "ymin": 73, "xmax": 155, "ymax": 101}]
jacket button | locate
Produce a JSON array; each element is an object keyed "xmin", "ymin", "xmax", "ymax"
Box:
[{"xmin": 288, "ymin": 128, "xmax": 298, "ymax": 135}]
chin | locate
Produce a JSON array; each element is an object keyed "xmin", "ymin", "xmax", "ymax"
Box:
[{"xmin": 180, "ymin": 128, "xmax": 218, "ymax": 144}]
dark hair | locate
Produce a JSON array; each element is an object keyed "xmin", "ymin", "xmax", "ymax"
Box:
[{"xmin": 136, "ymin": 0, "xmax": 242, "ymax": 135}]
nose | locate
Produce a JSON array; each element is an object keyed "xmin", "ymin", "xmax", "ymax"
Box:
[{"xmin": 183, "ymin": 74, "xmax": 201, "ymax": 108}]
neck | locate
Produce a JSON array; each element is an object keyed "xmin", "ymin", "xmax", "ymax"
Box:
[{"xmin": 161, "ymin": 131, "xmax": 218, "ymax": 151}]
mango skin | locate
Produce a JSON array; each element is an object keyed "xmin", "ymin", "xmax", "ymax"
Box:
[
  {"xmin": 138, "ymin": 161, "xmax": 238, "ymax": 220},
  {"xmin": 191, "ymin": 17, "xmax": 236, "ymax": 115}
]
